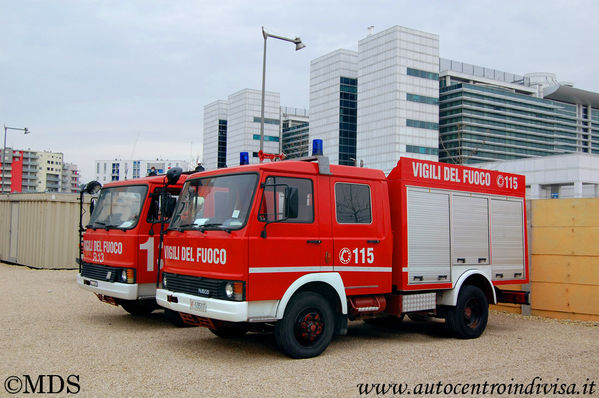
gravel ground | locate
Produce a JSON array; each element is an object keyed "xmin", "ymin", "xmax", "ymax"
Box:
[{"xmin": 1, "ymin": 263, "xmax": 598, "ymax": 397}]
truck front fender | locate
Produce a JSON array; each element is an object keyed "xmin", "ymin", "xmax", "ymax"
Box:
[
  {"xmin": 436, "ymin": 270, "xmax": 496, "ymax": 306},
  {"xmin": 275, "ymin": 272, "xmax": 347, "ymax": 319}
]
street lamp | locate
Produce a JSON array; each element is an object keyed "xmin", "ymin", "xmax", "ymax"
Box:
[
  {"xmin": 259, "ymin": 26, "xmax": 305, "ymax": 161},
  {"xmin": 2, "ymin": 125, "xmax": 30, "ymax": 193}
]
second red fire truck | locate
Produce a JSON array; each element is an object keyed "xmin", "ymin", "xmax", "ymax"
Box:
[
  {"xmin": 77, "ymin": 170, "xmax": 186, "ymax": 320},
  {"xmin": 156, "ymin": 155, "xmax": 529, "ymax": 358}
]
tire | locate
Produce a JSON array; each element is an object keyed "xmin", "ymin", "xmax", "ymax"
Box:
[
  {"xmin": 364, "ymin": 314, "xmax": 405, "ymax": 328},
  {"xmin": 120, "ymin": 300, "xmax": 158, "ymax": 316},
  {"xmin": 274, "ymin": 291, "xmax": 335, "ymax": 359},
  {"xmin": 445, "ymin": 285, "xmax": 488, "ymax": 339},
  {"xmin": 209, "ymin": 325, "xmax": 248, "ymax": 338}
]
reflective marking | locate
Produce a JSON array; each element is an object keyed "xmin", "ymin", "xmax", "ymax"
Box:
[
  {"xmin": 248, "ymin": 266, "xmax": 392, "ymax": 274},
  {"xmin": 335, "ymin": 266, "xmax": 392, "ymax": 272},
  {"xmin": 345, "ymin": 285, "xmax": 379, "ymax": 290},
  {"xmin": 249, "ymin": 266, "xmax": 334, "ymax": 274}
]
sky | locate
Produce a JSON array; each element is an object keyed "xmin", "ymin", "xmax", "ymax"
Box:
[{"xmin": 1, "ymin": 0, "xmax": 598, "ymax": 183}]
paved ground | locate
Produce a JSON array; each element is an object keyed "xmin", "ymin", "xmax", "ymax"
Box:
[{"xmin": 1, "ymin": 263, "xmax": 598, "ymax": 397}]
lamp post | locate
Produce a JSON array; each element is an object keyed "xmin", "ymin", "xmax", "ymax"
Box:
[
  {"xmin": 259, "ymin": 26, "xmax": 305, "ymax": 161},
  {"xmin": 2, "ymin": 125, "xmax": 30, "ymax": 193}
]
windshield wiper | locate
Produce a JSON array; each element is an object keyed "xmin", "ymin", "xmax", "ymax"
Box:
[
  {"xmin": 199, "ymin": 223, "xmax": 232, "ymax": 233},
  {"xmin": 171, "ymin": 223, "xmax": 201, "ymax": 231}
]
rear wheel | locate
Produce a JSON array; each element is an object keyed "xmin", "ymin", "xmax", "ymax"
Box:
[
  {"xmin": 445, "ymin": 285, "xmax": 488, "ymax": 339},
  {"xmin": 275, "ymin": 291, "xmax": 335, "ymax": 359},
  {"xmin": 120, "ymin": 300, "xmax": 158, "ymax": 316}
]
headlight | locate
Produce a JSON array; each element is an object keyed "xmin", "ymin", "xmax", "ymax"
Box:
[
  {"xmin": 225, "ymin": 282, "xmax": 234, "ymax": 298},
  {"xmin": 224, "ymin": 281, "xmax": 244, "ymax": 301},
  {"xmin": 162, "ymin": 274, "xmax": 168, "ymax": 288},
  {"xmin": 120, "ymin": 269, "xmax": 134, "ymax": 283}
]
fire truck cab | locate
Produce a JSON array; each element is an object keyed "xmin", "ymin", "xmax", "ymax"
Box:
[
  {"xmin": 157, "ymin": 156, "xmax": 528, "ymax": 358},
  {"xmin": 78, "ymin": 173, "xmax": 186, "ymax": 316}
]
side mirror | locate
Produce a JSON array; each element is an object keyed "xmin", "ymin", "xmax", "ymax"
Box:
[
  {"xmin": 166, "ymin": 167, "xmax": 182, "ymax": 186},
  {"xmin": 84, "ymin": 180, "xmax": 102, "ymax": 195}
]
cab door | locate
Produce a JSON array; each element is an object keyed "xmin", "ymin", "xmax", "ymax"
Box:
[
  {"xmin": 248, "ymin": 174, "xmax": 323, "ymax": 301},
  {"xmin": 330, "ymin": 178, "xmax": 392, "ymax": 295}
]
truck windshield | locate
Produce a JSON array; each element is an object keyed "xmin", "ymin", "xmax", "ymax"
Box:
[
  {"xmin": 170, "ymin": 173, "xmax": 258, "ymax": 231},
  {"xmin": 88, "ymin": 185, "xmax": 148, "ymax": 230}
]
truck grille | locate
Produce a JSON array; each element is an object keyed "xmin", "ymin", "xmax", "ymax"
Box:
[
  {"xmin": 81, "ymin": 263, "xmax": 120, "ymax": 282},
  {"xmin": 163, "ymin": 272, "xmax": 242, "ymax": 300}
]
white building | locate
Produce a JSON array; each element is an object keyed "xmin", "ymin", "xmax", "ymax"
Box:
[
  {"xmin": 94, "ymin": 159, "xmax": 190, "ymax": 183},
  {"xmin": 203, "ymin": 100, "xmax": 228, "ymax": 170},
  {"xmin": 227, "ymin": 89, "xmax": 281, "ymax": 167},
  {"xmin": 309, "ymin": 49, "xmax": 358, "ymax": 165},
  {"xmin": 308, "ymin": 25, "xmax": 440, "ymax": 173},
  {"xmin": 357, "ymin": 26, "xmax": 440, "ymax": 173},
  {"xmin": 203, "ymin": 89, "xmax": 307, "ymax": 170},
  {"xmin": 475, "ymin": 153, "xmax": 599, "ymax": 199}
]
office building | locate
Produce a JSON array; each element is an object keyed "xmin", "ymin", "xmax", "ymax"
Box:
[
  {"xmin": 309, "ymin": 26, "xmax": 440, "ymax": 173},
  {"xmin": 309, "ymin": 49, "xmax": 358, "ymax": 165},
  {"xmin": 94, "ymin": 159, "xmax": 190, "ymax": 183},
  {"xmin": 439, "ymin": 60, "xmax": 599, "ymax": 164},
  {"xmin": 203, "ymin": 89, "xmax": 309, "ymax": 169},
  {"xmin": 203, "ymin": 100, "xmax": 228, "ymax": 170},
  {"xmin": 281, "ymin": 107, "xmax": 309, "ymax": 159}
]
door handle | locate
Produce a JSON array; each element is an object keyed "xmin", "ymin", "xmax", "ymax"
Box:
[
  {"xmin": 307, "ymin": 240, "xmax": 322, "ymax": 244},
  {"xmin": 367, "ymin": 240, "xmax": 380, "ymax": 244}
]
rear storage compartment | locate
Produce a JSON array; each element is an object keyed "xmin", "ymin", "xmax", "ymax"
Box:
[{"xmin": 387, "ymin": 158, "xmax": 528, "ymax": 293}]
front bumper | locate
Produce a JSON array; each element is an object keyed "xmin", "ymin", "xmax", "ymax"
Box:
[
  {"xmin": 77, "ymin": 273, "xmax": 139, "ymax": 301},
  {"xmin": 156, "ymin": 288, "xmax": 249, "ymax": 322}
]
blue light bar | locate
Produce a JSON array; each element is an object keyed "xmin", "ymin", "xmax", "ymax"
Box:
[{"xmin": 312, "ymin": 139, "xmax": 323, "ymax": 156}]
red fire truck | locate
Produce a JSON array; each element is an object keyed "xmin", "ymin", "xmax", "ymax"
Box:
[
  {"xmin": 156, "ymin": 156, "xmax": 529, "ymax": 358},
  {"xmin": 77, "ymin": 171, "xmax": 186, "ymax": 319}
]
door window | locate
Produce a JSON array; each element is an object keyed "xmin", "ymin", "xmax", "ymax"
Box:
[
  {"xmin": 334, "ymin": 183, "xmax": 372, "ymax": 224},
  {"xmin": 260, "ymin": 176, "xmax": 314, "ymax": 223}
]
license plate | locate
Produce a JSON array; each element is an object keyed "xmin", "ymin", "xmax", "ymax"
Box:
[{"xmin": 190, "ymin": 299, "xmax": 207, "ymax": 312}]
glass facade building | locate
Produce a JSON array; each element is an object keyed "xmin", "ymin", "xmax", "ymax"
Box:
[
  {"xmin": 281, "ymin": 107, "xmax": 310, "ymax": 159},
  {"xmin": 439, "ymin": 59, "xmax": 599, "ymax": 164},
  {"xmin": 339, "ymin": 77, "xmax": 357, "ymax": 165},
  {"xmin": 217, "ymin": 119, "xmax": 227, "ymax": 168}
]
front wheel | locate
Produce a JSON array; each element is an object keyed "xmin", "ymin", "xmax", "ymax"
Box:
[
  {"xmin": 445, "ymin": 285, "xmax": 488, "ymax": 339},
  {"xmin": 274, "ymin": 291, "xmax": 335, "ymax": 359}
]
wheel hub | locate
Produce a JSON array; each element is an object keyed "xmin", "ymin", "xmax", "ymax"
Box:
[
  {"xmin": 464, "ymin": 299, "xmax": 480, "ymax": 329},
  {"xmin": 295, "ymin": 311, "xmax": 324, "ymax": 344}
]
